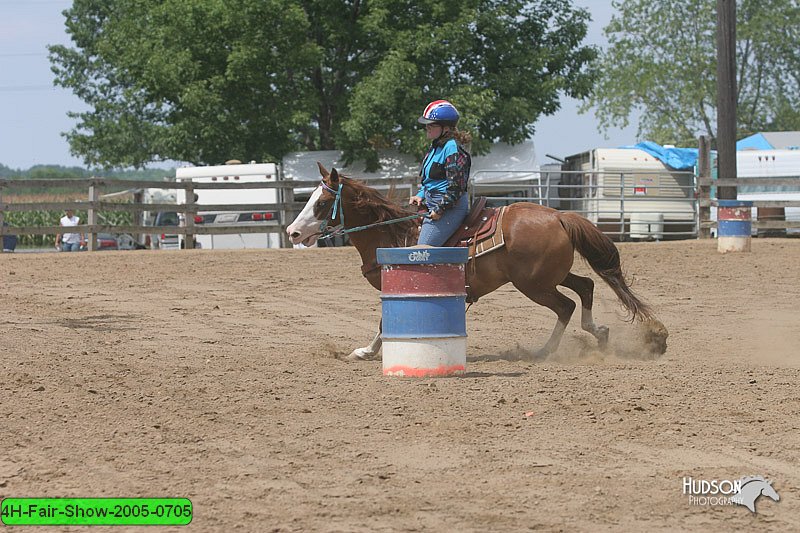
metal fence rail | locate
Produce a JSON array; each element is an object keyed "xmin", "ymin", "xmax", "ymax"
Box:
[{"xmin": 472, "ymin": 169, "xmax": 698, "ymax": 241}]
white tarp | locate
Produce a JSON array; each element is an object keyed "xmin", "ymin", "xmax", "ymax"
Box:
[
  {"xmin": 281, "ymin": 150, "xmax": 418, "ymax": 183},
  {"xmin": 471, "ymin": 140, "xmax": 537, "ymax": 183},
  {"xmin": 281, "ymin": 140, "xmax": 537, "ymax": 188}
]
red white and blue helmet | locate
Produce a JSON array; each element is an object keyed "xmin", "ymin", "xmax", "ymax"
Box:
[{"xmin": 418, "ymin": 100, "xmax": 460, "ymax": 126}]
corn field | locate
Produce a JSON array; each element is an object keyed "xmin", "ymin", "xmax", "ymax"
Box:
[{"xmin": 4, "ymin": 193, "xmax": 134, "ymax": 246}]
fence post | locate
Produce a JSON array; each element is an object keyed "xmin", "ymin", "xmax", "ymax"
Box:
[
  {"xmin": 697, "ymin": 135, "xmax": 711, "ymax": 239},
  {"xmin": 132, "ymin": 189, "xmax": 144, "ymax": 247},
  {"xmin": 279, "ymin": 176, "xmax": 293, "ymax": 249},
  {"xmin": 0, "ymin": 182, "xmax": 5, "ymax": 235},
  {"xmin": 87, "ymin": 179, "xmax": 98, "ymax": 251},
  {"xmin": 185, "ymin": 182, "xmax": 195, "ymax": 250},
  {"xmin": 619, "ymin": 172, "xmax": 626, "ymax": 240}
]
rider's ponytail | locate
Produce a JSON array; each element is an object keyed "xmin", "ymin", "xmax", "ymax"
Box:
[{"xmin": 437, "ymin": 128, "xmax": 472, "ymax": 150}]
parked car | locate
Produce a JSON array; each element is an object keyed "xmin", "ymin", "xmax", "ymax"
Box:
[
  {"xmin": 92, "ymin": 233, "xmax": 140, "ymax": 251},
  {"xmin": 95, "ymin": 233, "xmax": 118, "ymax": 250},
  {"xmin": 151, "ymin": 211, "xmax": 181, "ymax": 250},
  {"xmin": 2, "ymin": 222, "xmax": 17, "ymax": 252}
]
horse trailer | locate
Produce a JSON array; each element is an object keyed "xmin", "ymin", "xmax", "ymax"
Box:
[
  {"xmin": 560, "ymin": 148, "xmax": 697, "ymax": 240},
  {"xmin": 173, "ymin": 162, "xmax": 283, "ymax": 249}
]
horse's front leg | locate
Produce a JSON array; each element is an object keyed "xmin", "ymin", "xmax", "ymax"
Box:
[{"xmin": 345, "ymin": 319, "xmax": 382, "ymax": 361}]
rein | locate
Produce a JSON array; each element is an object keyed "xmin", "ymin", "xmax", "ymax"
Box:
[
  {"xmin": 317, "ymin": 180, "xmax": 426, "ymax": 241},
  {"xmin": 319, "ymin": 212, "xmax": 425, "ymax": 240}
]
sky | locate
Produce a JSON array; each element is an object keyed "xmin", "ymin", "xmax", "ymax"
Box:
[{"xmin": 0, "ymin": 0, "xmax": 637, "ymax": 170}]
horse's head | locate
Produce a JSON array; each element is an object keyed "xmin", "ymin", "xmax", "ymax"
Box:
[
  {"xmin": 287, "ymin": 162, "xmax": 343, "ymax": 246},
  {"xmin": 734, "ymin": 476, "xmax": 780, "ymax": 513},
  {"xmin": 761, "ymin": 480, "xmax": 780, "ymax": 502}
]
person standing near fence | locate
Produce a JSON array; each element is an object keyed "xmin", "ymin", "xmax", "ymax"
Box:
[{"xmin": 56, "ymin": 209, "xmax": 86, "ymax": 252}]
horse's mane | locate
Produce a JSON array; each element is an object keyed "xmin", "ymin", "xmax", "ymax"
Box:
[
  {"xmin": 340, "ymin": 176, "xmax": 418, "ymax": 247},
  {"xmin": 739, "ymin": 476, "xmax": 768, "ymax": 486}
]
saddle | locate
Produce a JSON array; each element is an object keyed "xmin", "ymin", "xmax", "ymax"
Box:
[
  {"xmin": 360, "ymin": 197, "xmax": 505, "ymax": 279},
  {"xmin": 442, "ymin": 196, "xmax": 505, "ymax": 258}
]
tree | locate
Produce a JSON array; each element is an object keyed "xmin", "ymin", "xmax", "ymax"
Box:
[
  {"xmin": 50, "ymin": 0, "xmax": 596, "ymax": 169},
  {"xmin": 584, "ymin": 0, "xmax": 800, "ymax": 147}
]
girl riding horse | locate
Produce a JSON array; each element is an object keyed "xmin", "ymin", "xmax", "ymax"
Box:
[
  {"xmin": 286, "ymin": 100, "xmax": 667, "ymax": 360},
  {"xmin": 412, "ymin": 100, "xmax": 471, "ymax": 246}
]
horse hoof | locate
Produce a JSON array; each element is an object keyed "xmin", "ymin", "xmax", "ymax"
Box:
[
  {"xmin": 641, "ymin": 319, "xmax": 669, "ymax": 355},
  {"xmin": 343, "ymin": 348, "xmax": 378, "ymax": 362},
  {"xmin": 597, "ymin": 326, "xmax": 610, "ymax": 350}
]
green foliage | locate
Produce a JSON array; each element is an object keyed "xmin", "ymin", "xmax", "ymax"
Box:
[
  {"xmin": 584, "ymin": 0, "xmax": 800, "ymax": 147},
  {"xmin": 4, "ymin": 210, "xmax": 85, "ymax": 246},
  {"xmin": 1, "ymin": 163, "xmax": 159, "ymax": 246},
  {"xmin": 49, "ymin": 0, "xmax": 596, "ymax": 169},
  {"xmin": 0, "ymin": 164, "xmax": 172, "ymax": 180},
  {"xmin": 5, "ymin": 208, "xmax": 133, "ymax": 246},
  {"xmin": 0, "ymin": 164, "xmax": 173, "ymax": 198}
]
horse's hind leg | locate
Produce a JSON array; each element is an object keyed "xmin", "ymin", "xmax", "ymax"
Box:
[
  {"xmin": 513, "ymin": 284, "xmax": 576, "ymax": 360},
  {"xmin": 560, "ymin": 273, "xmax": 609, "ymax": 348}
]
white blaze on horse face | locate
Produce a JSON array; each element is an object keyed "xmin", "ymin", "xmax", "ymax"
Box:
[{"xmin": 287, "ymin": 185, "xmax": 324, "ymax": 246}]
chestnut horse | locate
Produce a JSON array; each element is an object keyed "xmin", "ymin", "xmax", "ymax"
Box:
[{"xmin": 287, "ymin": 163, "xmax": 665, "ymax": 361}]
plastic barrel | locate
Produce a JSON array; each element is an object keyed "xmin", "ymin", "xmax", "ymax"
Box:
[
  {"xmin": 377, "ymin": 247, "xmax": 469, "ymax": 377},
  {"xmin": 717, "ymin": 200, "xmax": 753, "ymax": 253}
]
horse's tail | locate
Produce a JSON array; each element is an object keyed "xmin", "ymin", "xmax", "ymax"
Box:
[{"xmin": 559, "ymin": 212, "xmax": 653, "ymax": 322}]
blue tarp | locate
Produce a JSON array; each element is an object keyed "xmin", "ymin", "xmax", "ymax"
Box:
[
  {"xmin": 620, "ymin": 141, "xmax": 698, "ymax": 170},
  {"xmin": 736, "ymin": 133, "xmax": 773, "ymax": 150}
]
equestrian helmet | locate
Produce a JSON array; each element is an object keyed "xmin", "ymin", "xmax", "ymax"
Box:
[{"xmin": 418, "ymin": 100, "xmax": 460, "ymax": 126}]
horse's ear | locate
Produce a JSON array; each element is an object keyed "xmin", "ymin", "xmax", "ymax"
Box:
[
  {"xmin": 330, "ymin": 168, "xmax": 340, "ymax": 184},
  {"xmin": 317, "ymin": 161, "xmax": 329, "ymax": 178}
]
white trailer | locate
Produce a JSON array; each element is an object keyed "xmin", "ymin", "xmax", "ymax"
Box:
[
  {"xmin": 710, "ymin": 150, "xmax": 800, "ymax": 235},
  {"xmin": 173, "ymin": 162, "xmax": 282, "ymax": 249},
  {"xmin": 562, "ymin": 148, "xmax": 697, "ymax": 239}
]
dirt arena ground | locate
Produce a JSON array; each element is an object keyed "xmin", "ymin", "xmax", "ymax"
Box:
[{"xmin": 1, "ymin": 239, "xmax": 798, "ymax": 532}]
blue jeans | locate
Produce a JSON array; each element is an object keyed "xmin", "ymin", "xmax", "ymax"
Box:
[
  {"xmin": 61, "ymin": 242, "xmax": 81, "ymax": 252},
  {"xmin": 418, "ymin": 194, "xmax": 469, "ymax": 246}
]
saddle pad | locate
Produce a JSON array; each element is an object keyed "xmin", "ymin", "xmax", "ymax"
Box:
[{"xmin": 469, "ymin": 206, "xmax": 506, "ymax": 259}]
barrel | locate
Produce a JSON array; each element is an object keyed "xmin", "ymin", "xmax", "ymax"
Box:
[
  {"xmin": 377, "ymin": 247, "xmax": 469, "ymax": 377},
  {"xmin": 756, "ymin": 207, "xmax": 786, "ymax": 238},
  {"xmin": 717, "ymin": 200, "xmax": 753, "ymax": 253}
]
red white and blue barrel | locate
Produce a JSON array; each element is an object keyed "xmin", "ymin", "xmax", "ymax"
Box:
[
  {"xmin": 717, "ymin": 200, "xmax": 753, "ymax": 253},
  {"xmin": 377, "ymin": 247, "xmax": 469, "ymax": 377}
]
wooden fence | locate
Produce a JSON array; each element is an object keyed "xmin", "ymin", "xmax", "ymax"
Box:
[
  {"xmin": 0, "ymin": 176, "xmax": 417, "ymax": 250},
  {"xmin": 696, "ymin": 176, "xmax": 800, "ymax": 235},
  {"xmin": 695, "ymin": 136, "xmax": 800, "ymax": 237},
  {"xmin": 2, "ymin": 174, "xmax": 798, "ymax": 250}
]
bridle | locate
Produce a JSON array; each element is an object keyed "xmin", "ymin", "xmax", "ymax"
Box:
[
  {"xmin": 318, "ymin": 180, "xmax": 344, "ymax": 237},
  {"xmin": 315, "ymin": 180, "xmax": 427, "ymax": 242}
]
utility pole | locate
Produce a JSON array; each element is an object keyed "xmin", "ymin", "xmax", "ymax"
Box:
[
  {"xmin": 715, "ymin": 0, "xmax": 752, "ymax": 253},
  {"xmin": 716, "ymin": 0, "xmax": 737, "ymax": 200}
]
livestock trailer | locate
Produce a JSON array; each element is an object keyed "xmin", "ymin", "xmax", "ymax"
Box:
[
  {"xmin": 175, "ymin": 162, "xmax": 282, "ymax": 249},
  {"xmin": 561, "ymin": 148, "xmax": 697, "ymax": 240}
]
